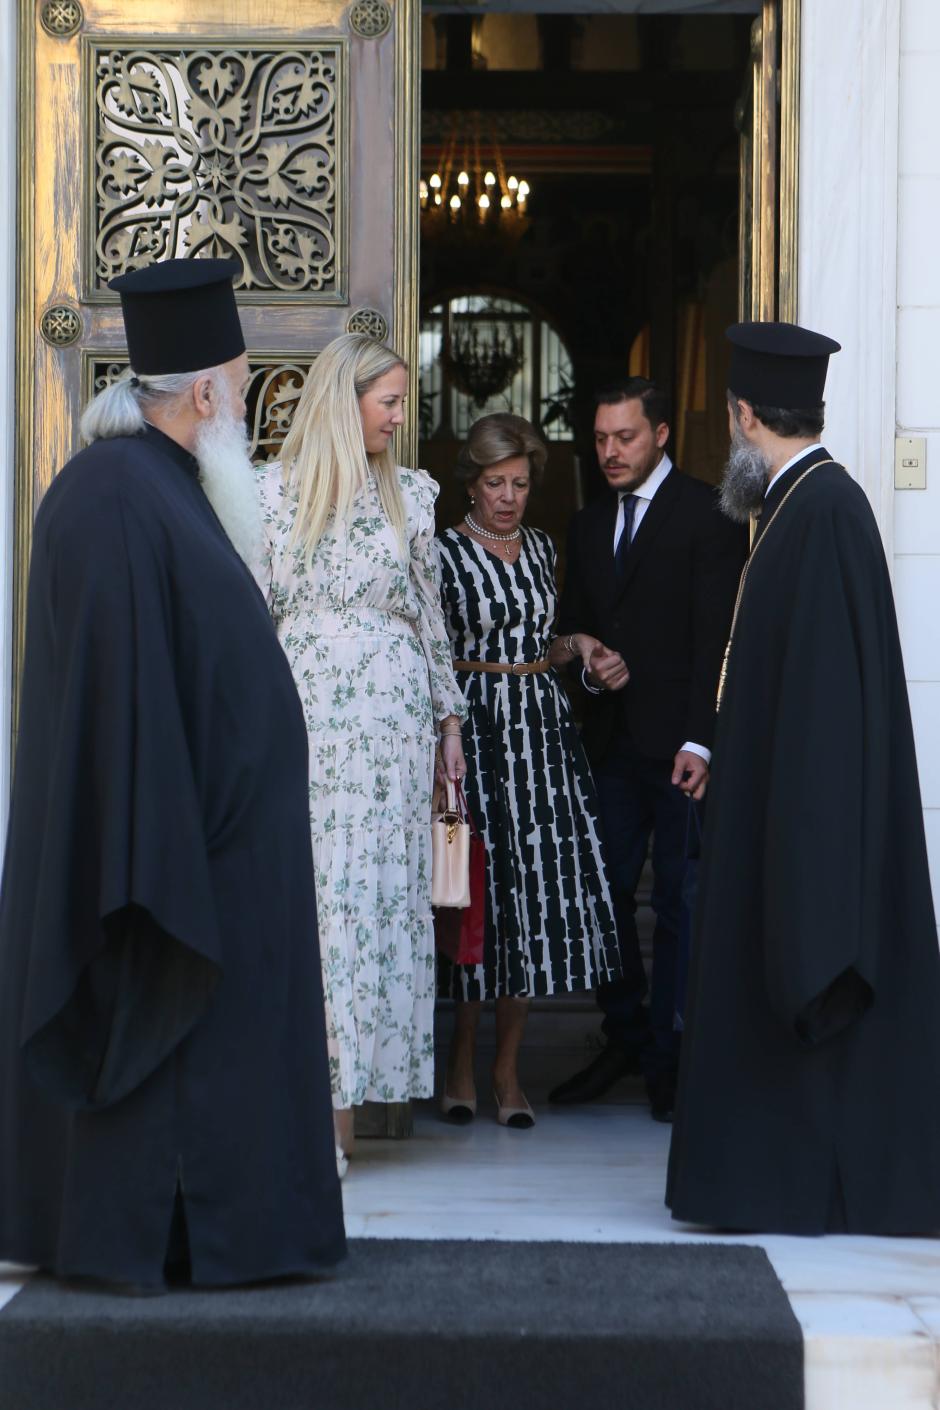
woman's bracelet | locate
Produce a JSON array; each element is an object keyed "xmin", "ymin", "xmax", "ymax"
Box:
[
  {"xmin": 565, "ymin": 634, "xmax": 577, "ymax": 659},
  {"xmin": 439, "ymin": 728, "xmax": 462, "ymax": 737}
]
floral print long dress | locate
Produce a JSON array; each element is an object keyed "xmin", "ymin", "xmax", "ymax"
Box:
[{"xmin": 257, "ymin": 464, "xmax": 466, "ymax": 1107}]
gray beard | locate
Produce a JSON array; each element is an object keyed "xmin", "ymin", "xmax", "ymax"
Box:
[
  {"xmin": 194, "ymin": 402, "xmax": 262, "ymax": 570},
  {"xmin": 719, "ymin": 426, "xmax": 771, "ymax": 524}
]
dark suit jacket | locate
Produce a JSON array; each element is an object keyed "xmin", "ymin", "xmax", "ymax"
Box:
[{"xmin": 558, "ymin": 466, "xmax": 748, "ymax": 764}]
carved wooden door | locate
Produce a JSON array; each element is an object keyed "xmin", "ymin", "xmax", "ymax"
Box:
[{"xmin": 17, "ymin": 0, "xmax": 420, "ymax": 674}]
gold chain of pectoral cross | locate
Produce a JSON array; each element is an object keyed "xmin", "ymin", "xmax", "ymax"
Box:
[{"xmin": 716, "ymin": 459, "xmax": 840, "ymax": 714}]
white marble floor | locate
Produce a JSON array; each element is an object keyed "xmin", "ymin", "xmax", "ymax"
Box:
[
  {"xmin": 3, "ymin": 1068, "xmax": 938, "ymax": 1409},
  {"xmin": 0, "ymin": 1274, "xmax": 21, "ymax": 1315},
  {"xmin": 342, "ymin": 1084, "xmax": 940, "ymax": 1410}
]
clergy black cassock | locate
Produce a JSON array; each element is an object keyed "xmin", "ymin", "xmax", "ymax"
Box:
[
  {"xmin": 0, "ymin": 423, "xmax": 346, "ymax": 1284},
  {"xmin": 667, "ymin": 446, "xmax": 940, "ymax": 1234}
]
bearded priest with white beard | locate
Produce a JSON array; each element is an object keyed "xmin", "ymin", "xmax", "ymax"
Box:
[{"xmin": 0, "ymin": 259, "xmax": 346, "ymax": 1288}]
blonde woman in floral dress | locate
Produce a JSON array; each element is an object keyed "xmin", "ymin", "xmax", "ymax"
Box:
[{"xmin": 256, "ymin": 334, "xmax": 466, "ymax": 1170}]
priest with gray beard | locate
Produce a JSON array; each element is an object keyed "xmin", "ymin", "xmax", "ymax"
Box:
[
  {"xmin": 667, "ymin": 319, "xmax": 940, "ymax": 1235},
  {"xmin": 0, "ymin": 258, "xmax": 346, "ymax": 1288}
]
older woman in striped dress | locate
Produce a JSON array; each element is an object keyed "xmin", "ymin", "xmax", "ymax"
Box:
[{"xmin": 436, "ymin": 413, "xmax": 621, "ymax": 1128}]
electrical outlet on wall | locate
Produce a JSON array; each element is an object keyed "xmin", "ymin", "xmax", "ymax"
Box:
[{"xmin": 895, "ymin": 437, "xmax": 927, "ymax": 490}]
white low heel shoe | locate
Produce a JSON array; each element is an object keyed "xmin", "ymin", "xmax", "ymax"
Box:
[
  {"xmin": 440, "ymin": 1091, "xmax": 477, "ymax": 1124},
  {"xmin": 494, "ymin": 1091, "xmax": 535, "ymax": 1130},
  {"xmin": 335, "ymin": 1144, "xmax": 349, "ymax": 1179}
]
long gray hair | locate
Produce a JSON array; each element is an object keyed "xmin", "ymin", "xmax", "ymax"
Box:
[{"xmin": 79, "ymin": 367, "xmax": 217, "ymax": 443}]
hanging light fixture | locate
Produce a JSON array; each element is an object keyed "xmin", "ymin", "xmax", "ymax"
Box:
[
  {"xmin": 419, "ymin": 117, "xmax": 532, "ymax": 231},
  {"xmin": 439, "ymin": 319, "xmax": 526, "ymax": 409}
]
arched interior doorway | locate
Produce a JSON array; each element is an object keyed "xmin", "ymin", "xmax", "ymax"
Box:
[{"xmin": 419, "ymin": 292, "xmax": 580, "ymax": 557}]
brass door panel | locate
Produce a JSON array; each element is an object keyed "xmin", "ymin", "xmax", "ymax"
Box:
[
  {"xmin": 736, "ymin": 0, "xmax": 800, "ymax": 322},
  {"xmin": 17, "ymin": 0, "xmax": 420, "ymax": 676},
  {"xmin": 86, "ymin": 39, "xmax": 349, "ymax": 302}
]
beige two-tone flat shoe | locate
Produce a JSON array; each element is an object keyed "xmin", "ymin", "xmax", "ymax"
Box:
[
  {"xmin": 440, "ymin": 1091, "xmax": 477, "ymax": 1124},
  {"xmin": 494, "ymin": 1090, "xmax": 535, "ymax": 1130}
]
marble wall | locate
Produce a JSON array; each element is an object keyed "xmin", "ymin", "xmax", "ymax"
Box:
[
  {"xmin": 894, "ymin": 0, "xmax": 940, "ymax": 907},
  {"xmin": 798, "ymin": 0, "xmax": 900, "ymax": 541},
  {"xmin": 801, "ymin": 0, "xmax": 940, "ymax": 912}
]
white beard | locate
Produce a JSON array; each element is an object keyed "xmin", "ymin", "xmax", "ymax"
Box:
[{"xmin": 193, "ymin": 397, "xmax": 262, "ymax": 570}]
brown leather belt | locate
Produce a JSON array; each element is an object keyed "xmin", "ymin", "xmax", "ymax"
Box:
[{"xmin": 454, "ymin": 659, "xmax": 551, "ymax": 675}]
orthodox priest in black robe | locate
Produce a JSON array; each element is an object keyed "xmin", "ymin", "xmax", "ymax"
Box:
[
  {"xmin": 667, "ymin": 321, "xmax": 940, "ymax": 1235},
  {"xmin": 0, "ymin": 259, "xmax": 346, "ymax": 1286}
]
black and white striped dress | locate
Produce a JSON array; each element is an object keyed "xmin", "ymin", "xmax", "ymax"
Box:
[{"xmin": 437, "ymin": 526, "xmax": 621, "ymax": 1001}]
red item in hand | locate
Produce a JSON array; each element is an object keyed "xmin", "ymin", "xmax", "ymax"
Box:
[{"xmin": 434, "ymin": 781, "xmax": 486, "ymax": 966}]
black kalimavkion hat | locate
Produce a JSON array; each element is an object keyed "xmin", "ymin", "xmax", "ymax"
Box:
[
  {"xmin": 109, "ymin": 258, "xmax": 246, "ymax": 376},
  {"xmin": 726, "ymin": 321, "xmax": 841, "ymax": 409}
]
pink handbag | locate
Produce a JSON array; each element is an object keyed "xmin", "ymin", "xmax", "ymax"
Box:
[
  {"xmin": 433, "ymin": 780, "xmax": 486, "ymax": 967},
  {"xmin": 431, "ymin": 778, "xmax": 471, "ymax": 908}
]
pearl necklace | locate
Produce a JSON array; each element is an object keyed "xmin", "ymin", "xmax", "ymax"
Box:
[{"xmin": 465, "ymin": 513, "xmax": 522, "ymax": 560}]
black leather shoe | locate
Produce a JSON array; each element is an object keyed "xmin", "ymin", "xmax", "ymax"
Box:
[
  {"xmin": 646, "ymin": 1071, "xmax": 676, "ymax": 1123},
  {"xmin": 548, "ymin": 1046, "xmax": 641, "ymax": 1105}
]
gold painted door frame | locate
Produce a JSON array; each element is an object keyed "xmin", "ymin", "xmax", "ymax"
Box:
[
  {"xmin": 15, "ymin": 0, "xmax": 420, "ymax": 697},
  {"xmin": 737, "ymin": 0, "xmax": 800, "ymax": 322}
]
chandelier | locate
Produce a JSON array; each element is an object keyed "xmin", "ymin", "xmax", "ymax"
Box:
[
  {"xmin": 439, "ymin": 320, "xmax": 525, "ymax": 408},
  {"xmin": 420, "ymin": 116, "xmax": 531, "ymax": 230}
]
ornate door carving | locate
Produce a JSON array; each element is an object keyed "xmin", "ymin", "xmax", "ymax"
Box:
[{"xmin": 17, "ymin": 0, "xmax": 419, "ymax": 675}]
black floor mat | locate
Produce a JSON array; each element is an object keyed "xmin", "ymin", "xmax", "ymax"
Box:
[{"xmin": 0, "ymin": 1239, "xmax": 803, "ymax": 1410}]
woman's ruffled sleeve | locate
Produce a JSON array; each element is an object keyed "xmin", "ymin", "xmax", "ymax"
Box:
[
  {"xmin": 403, "ymin": 468, "xmax": 468, "ymax": 723},
  {"xmin": 254, "ymin": 463, "xmax": 285, "ymax": 626}
]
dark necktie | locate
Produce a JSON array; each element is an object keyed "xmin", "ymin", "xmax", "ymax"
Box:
[{"xmin": 614, "ymin": 493, "xmax": 638, "ymax": 579}]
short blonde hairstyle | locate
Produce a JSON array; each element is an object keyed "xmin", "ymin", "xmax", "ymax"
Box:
[
  {"xmin": 280, "ymin": 332, "xmax": 408, "ymax": 559},
  {"xmin": 456, "ymin": 413, "xmax": 548, "ymax": 487}
]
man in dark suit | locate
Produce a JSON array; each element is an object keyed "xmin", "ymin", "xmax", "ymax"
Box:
[{"xmin": 549, "ymin": 377, "xmax": 746, "ymax": 1119}]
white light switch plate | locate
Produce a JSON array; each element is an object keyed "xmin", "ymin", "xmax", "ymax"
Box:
[{"xmin": 895, "ymin": 436, "xmax": 927, "ymax": 490}]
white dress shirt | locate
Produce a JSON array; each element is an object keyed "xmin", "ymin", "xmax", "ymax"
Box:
[
  {"xmin": 612, "ymin": 453, "xmax": 674, "ymax": 552},
  {"xmin": 582, "ymin": 452, "xmax": 709, "ymax": 767},
  {"xmin": 765, "ymin": 442, "xmax": 825, "ymax": 497}
]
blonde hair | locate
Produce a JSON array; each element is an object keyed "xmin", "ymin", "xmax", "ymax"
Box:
[{"xmin": 280, "ymin": 332, "xmax": 408, "ymax": 559}]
